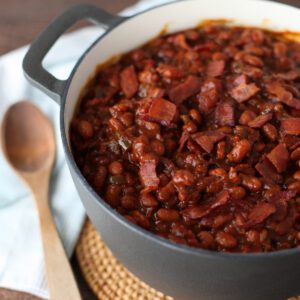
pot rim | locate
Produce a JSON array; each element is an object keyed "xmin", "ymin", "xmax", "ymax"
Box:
[{"xmin": 60, "ymin": 0, "xmax": 300, "ymax": 259}]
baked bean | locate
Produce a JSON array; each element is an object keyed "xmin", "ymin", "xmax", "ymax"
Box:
[
  {"xmin": 157, "ymin": 181, "xmax": 176, "ymax": 202},
  {"xmin": 140, "ymin": 194, "xmax": 159, "ymax": 207},
  {"xmin": 229, "ymin": 186, "xmax": 246, "ymax": 200},
  {"xmin": 183, "ymin": 121, "xmax": 197, "ymax": 133},
  {"xmin": 157, "ymin": 208, "xmax": 180, "ymax": 222},
  {"xmin": 242, "ymin": 175, "xmax": 262, "ymax": 192},
  {"xmin": 288, "ymin": 181, "xmax": 300, "ymax": 192},
  {"xmin": 121, "ymin": 195, "xmax": 137, "ymax": 210},
  {"xmin": 239, "ymin": 110, "xmax": 256, "ymax": 125},
  {"xmin": 189, "ymin": 108, "xmax": 202, "ymax": 124},
  {"xmin": 227, "ymin": 139, "xmax": 251, "ymax": 163},
  {"xmin": 173, "ymin": 169, "xmax": 195, "ymax": 186},
  {"xmin": 198, "ymin": 231, "xmax": 215, "ymax": 249},
  {"xmin": 119, "ymin": 112, "xmax": 134, "ymax": 127},
  {"xmin": 151, "ymin": 140, "xmax": 165, "ymax": 156},
  {"xmin": 108, "ymin": 161, "xmax": 124, "ymax": 175},
  {"xmin": 208, "ymin": 168, "xmax": 227, "ymax": 178},
  {"xmin": 77, "ymin": 120, "xmax": 94, "ymax": 139},
  {"xmin": 216, "ymin": 231, "xmax": 237, "ymax": 249},
  {"xmin": 262, "ymin": 123, "xmax": 277, "ymax": 141},
  {"xmin": 291, "ymin": 147, "xmax": 300, "ymax": 161},
  {"xmin": 93, "ymin": 166, "xmax": 107, "ymax": 189},
  {"xmin": 243, "ymin": 54, "xmax": 263, "ymax": 67},
  {"xmin": 105, "ymin": 185, "xmax": 122, "ymax": 208},
  {"xmin": 216, "ymin": 141, "xmax": 226, "ymax": 160},
  {"xmin": 293, "ymin": 171, "xmax": 300, "ymax": 181}
]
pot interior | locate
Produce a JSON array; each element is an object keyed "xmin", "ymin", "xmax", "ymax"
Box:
[{"xmin": 64, "ymin": 0, "xmax": 300, "ymax": 144}]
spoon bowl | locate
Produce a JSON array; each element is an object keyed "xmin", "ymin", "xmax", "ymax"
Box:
[{"xmin": 2, "ymin": 101, "xmax": 55, "ymax": 173}]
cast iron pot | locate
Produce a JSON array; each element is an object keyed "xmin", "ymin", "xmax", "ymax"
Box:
[{"xmin": 23, "ymin": 1, "xmax": 300, "ymax": 299}]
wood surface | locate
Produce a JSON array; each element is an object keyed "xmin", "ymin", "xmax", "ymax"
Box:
[{"xmin": 0, "ymin": 0, "xmax": 300, "ymax": 300}]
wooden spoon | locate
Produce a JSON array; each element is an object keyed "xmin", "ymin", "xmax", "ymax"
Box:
[{"xmin": 1, "ymin": 101, "xmax": 81, "ymax": 300}]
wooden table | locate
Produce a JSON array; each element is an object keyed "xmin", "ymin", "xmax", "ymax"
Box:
[
  {"xmin": 1, "ymin": 0, "xmax": 300, "ymax": 299},
  {"xmin": 0, "ymin": 1, "xmax": 136, "ymax": 299}
]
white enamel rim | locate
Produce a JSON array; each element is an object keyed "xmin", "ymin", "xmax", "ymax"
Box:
[{"xmin": 62, "ymin": 0, "xmax": 300, "ymax": 258}]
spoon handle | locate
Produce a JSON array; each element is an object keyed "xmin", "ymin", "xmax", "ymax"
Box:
[{"xmin": 33, "ymin": 182, "xmax": 82, "ymax": 300}]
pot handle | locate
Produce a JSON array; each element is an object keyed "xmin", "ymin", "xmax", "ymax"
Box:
[{"xmin": 23, "ymin": 4, "xmax": 126, "ymax": 104}]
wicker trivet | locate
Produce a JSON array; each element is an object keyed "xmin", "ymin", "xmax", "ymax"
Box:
[
  {"xmin": 76, "ymin": 219, "xmax": 299, "ymax": 300},
  {"xmin": 76, "ymin": 219, "xmax": 174, "ymax": 300}
]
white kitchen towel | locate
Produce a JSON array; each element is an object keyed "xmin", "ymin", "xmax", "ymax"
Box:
[{"xmin": 0, "ymin": 0, "xmax": 173, "ymax": 298}]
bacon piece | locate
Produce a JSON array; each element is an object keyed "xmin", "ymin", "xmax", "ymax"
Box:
[
  {"xmin": 246, "ymin": 202, "xmax": 276, "ymax": 226},
  {"xmin": 281, "ymin": 118, "xmax": 300, "ymax": 135},
  {"xmin": 192, "ymin": 131, "xmax": 226, "ymax": 153},
  {"xmin": 215, "ymin": 101, "xmax": 235, "ymax": 126},
  {"xmin": 233, "ymin": 74, "xmax": 247, "ymax": 87},
  {"xmin": 157, "ymin": 64, "xmax": 183, "ymax": 79},
  {"xmin": 275, "ymin": 70, "xmax": 300, "ymax": 81},
  {"xmin": 248, "ymin": 113, "xmax": 272, "ymax": 128},
  {"xmin": 178, "ymin": 131, "xmax": 189, "ymax": 152},
  {"xmin": 207, "ymin": 60, "xmax": 225, "ymax": 77},
  {"xmin": 198, "ymin": 79, "xmax": 221, "ymax": 114},
  {"xmin": 144, "ymin": 98, "xmax": 177, "ymax": 127},
  {"xmin": 183, "ymin": 190, "xmax": 230, "ymax": 220},
  {"xmin": 266, "ymin": 82, "xmax": 300, "ymax": 109},
  {"xmin": 120, "ymin": 65, "xmax": 138, "ymax": 98},
  {"xmin": 230, "ymin": 82, "xmax": 260, "ymax": 103},
  {"xmin": 139, "ymin": 158, "xmax": 159, "ymax": 191},
  {"xmin": 255, "ymin": 158, "xmax": 281, "ymax": 183},
  {"xmin": 168, "ymin": 76, "xmax": 201, "ymax": 104},
  {"xmin": 266, "ymin": 143, "xmax": 289, "ymax": 173}
]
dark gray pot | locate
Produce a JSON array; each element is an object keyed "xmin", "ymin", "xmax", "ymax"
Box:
[{"xmin": 23, "ymin": 1, "xmax": 300, "ymax": 299}]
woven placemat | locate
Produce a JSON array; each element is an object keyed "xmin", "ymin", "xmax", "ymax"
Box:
[
  {"xmin": 76, "ymin": 219, "xmax": 299, "ymax": 300},
  {"xmin": 76, "ymin": 219, "xmax": 173, "ymax": 300}
]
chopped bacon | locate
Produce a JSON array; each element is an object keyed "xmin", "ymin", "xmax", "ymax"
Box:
[
  {"xmin": 215, "ymin": 101, "xmax": 235, "ymax": 126},
  {"xmin": 145, "ymin": 98, "xmax": 177, "ymax": 126},
  {"xmin": 120, "ymin": 65, "xmax": 138, "ymax": 98},
  {"xmin": 192, "ymin": 131, "xmax": 226, "ymax": 153},
  {"xmin": 170, "ymin": 33, "xmax": 190, "ymax": 50},
  {"xmin": 275, "ymin": 70, "xmax": 300, "ymax": 81},
  {"xmin": 207, "ymin": 60, "xmax": 225, "ymax": 77},
  {"xmin": 248, "ymin": 113, "xmax": 273, "ymax": 128},
  {"xmin": 281, "ymin": 118, "xmax": 300, "ymax": 135},
  {"xmin": 211, "ymin": 190, "xmax": 230, "ymax": 210},
  {"xmin": 266, "ymin": 143, "xmax": 289, "ymax": 173},
  {"xmin": 230, "ymin": 82, "xmax": 260, "ymax": 103},
  {"xmin": 168, "ymin": 76, "xmax": 201, "ymax": 104},
  {"xmin": 266, "ymin": 82, "xmax": 300, "ymax": 109},
  {"xmin": 157, "ymin": 64, "xmax": 183, "ymax": 79},
  {"xmin": 198, "ymin": 79, "xmax": 221, "ymax": 114},
  {"xmin": 255, "ymin": 158, "xmax": 281, "ymax": 183},
  {"xmin": 183, "ymin": 190, "xmax": 230, "ymax": 220},
  {"xmin": 178, "ymin": 131, "xmax": 189, "ymax": 152},
  {"xmin": 246, "ymin": 202, "xmax": 276, "ymax": 226},
  {"xmin": 139, "ymin": 158, "xmax": 159, "ymax": 191},
  {"xmin": 233, "ymin": 74, "xmax": 247, "ymax": 87}
]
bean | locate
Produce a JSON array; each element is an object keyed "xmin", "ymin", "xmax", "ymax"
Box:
[
  {"xmin": 198, "ymin": 231, "xmax": 215, "ymax": 249},
  {"xmin": 140, "ymin": 194, "xmax": 159, "ymax": 207},
  {"xmin": 243, "ymin": 54, "xmax": 263, "ymax": 67},
  {"xmin": 254, "ymin": 142, "xmax": 265, "ymax": 153},
  {"xmin": 119, "ymin": 112, "xmax": 134, "ymax": 127},
  {"xmin": 173, "ymin": 169, "xmax": 195, "ymax": 186},
  {"xmin": 291, "ymin": 147, "xmax": 300, "ymax": 161},
  {"xmin": 121, "ymin": 195, "xmax": 137, "ymax": 210},
  {"xmin": 183, "ymin": 121, "xmax": 197, "ymax": 133},
  {"xmin": 216, "ymin": 231, "xmax": 237, "ymax": 249},
  {"xmin": 227, "ymin": 139, "xmax": 251, "ymax": 163},
  {"xmin": 105, "ymin": 185, "xmax": 122, "ymax": 208},
  {"xmin": 239, "ymin": 110, "xmax": 256, "ymax": 125},
  {"xmin": 216, "ymin": 141, "xmax": 226, "ymax": 160},
  {"xmin": 93, "ymin": 166, "xmax": 107, "ymax": 189},
  {"xmin": 274, "ymin": 42, "xmax": 287, "ymax": 57},
  {"xmin": 77, "ymin": 120, "xmax": 94, "ymax": 139},
  {"xmin": 157, "ymin": 208, "xmax": 180, "ymax": 222},
  {"xmin": 108, "ymin": 161, "xmax": 124, "ymax": 175},
  {"xmin": 125, "ymin": 172, "xmax": 135, "ymax": 186},
  {"xmin": 293, "ymin": 171, "xmax": 300, "ymax": 181},
  {"xmin": 213, "ymin": 214, "xmax": 233, "ymax": 228},
  {"xmin": 259, "ymin": 229, "xmax": 268, "ymax": 242},
  {"xmin": 229, "ymin": 186, "xmax": 246, "ymax": 200},
  {"xmin": 208, "ymin": 168, "xmax": 227, "ymax": 178},
  {"xmin": 288, "ymin": 181, "xmax": 300, "ymax": 192},
  {"xmin": 262, "ymin": 123, "xmax": 277, "ymax": 141},
  {"xmin": 189, "ymin": 109, "xmax": 202, "ymax": 124},
  {"xmin": 242, "ymin": 175, "xmax": 262, "ymax": 192},
  {"xmin": 151, "ymin": 140, "xmax": 165, "ymax": 156},
  {"xmin": 157, "ymin": 181, "xmax": 176, "ymax": 202},
  {"xmin": 246, "ymin": 230, "xmax": 259, "ymax": 243},
  {"xmin": 131, "ymin": 211, "xmax": 150, "ymax": 229}
]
